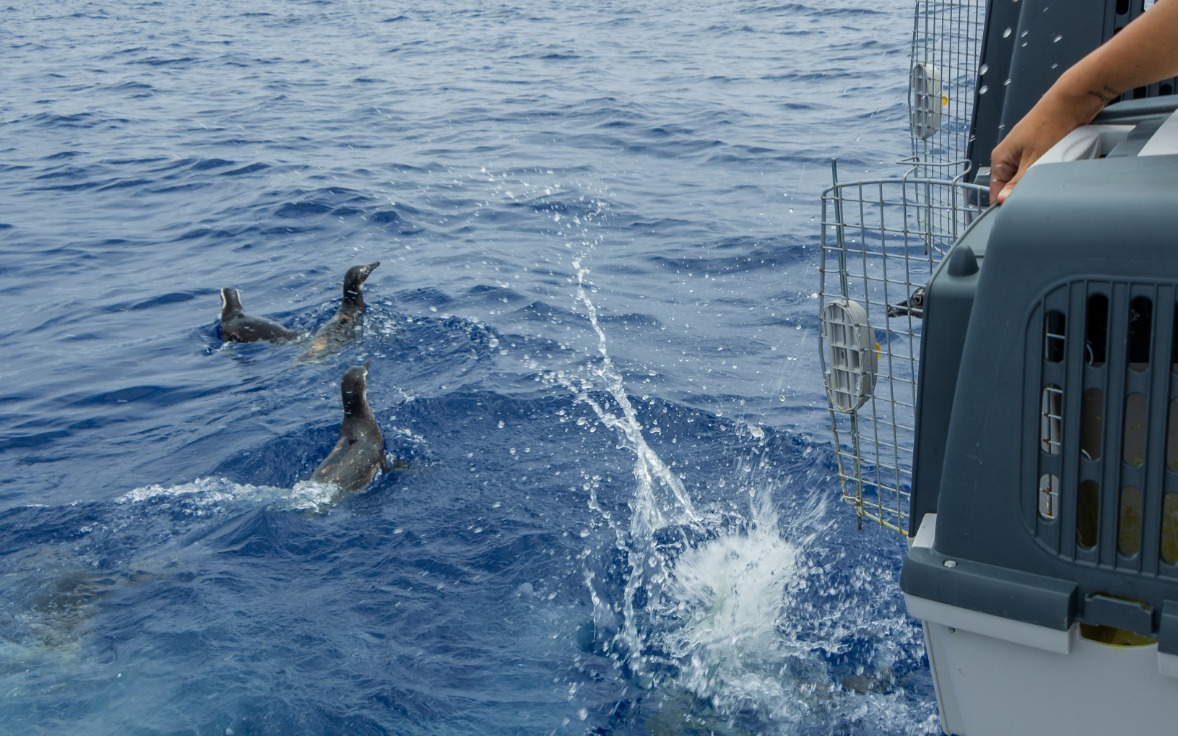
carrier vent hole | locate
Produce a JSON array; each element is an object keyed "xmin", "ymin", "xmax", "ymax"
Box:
[
  {"xmin": 1123, "ymin": 393, "xmax": 1147, "ymax": 467},
  {"xmin": 1119, "ymin": 486, "xmax": 1143, "ymax": 557},
  {"xmin": 1040, "ymin": 386, "xmax": 1064, "ymax": 455},
  {"xmin": 1162, "ymin": 494, "xmax": 1178, "ymax": 565},
  {"xmin": 1079, "ymin": 623, "xmax": 1155, "ymax": 647},
  {"xmin": 1086, "ymin": 294, "xmax": 1109, "ymax": 366},
  {"xmin": 1172, "ymin": 302, "xmax": 1178, "ymax": 370},
  {"xmin": 1168, "ymin": 398, "xmax": 1178, "ymax": 472},
  {"xmin": 1044, "ymin": 310, "xmax": 1066, "ymax": 363},
  {"xmin": 1077, "ymin": 481, "xmax": 1100, "ymax": 550},
  {"xmin": 1128, "ymin": 296, "xmax": 1153, "ymax": 369},
  {"xmin": 1039, "ymin": 474, "xmax": 1060, "ymax": 520},
  {"xmin": 1081, "ymin": 388, "xmax": 1103, "ymax": 460}
]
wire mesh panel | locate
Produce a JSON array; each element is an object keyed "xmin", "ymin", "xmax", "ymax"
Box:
[
  {"xmin": 819, "ymin": 171, "xmax": 986, "ymax": 533},
  {"xmin": 908, "ymin": 0, "xmax": 986, "ymax": 177}
]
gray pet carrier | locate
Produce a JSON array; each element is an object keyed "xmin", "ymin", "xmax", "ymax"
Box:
[{"xmin": 818, "ymin": 1, "xmax": 1178, "ymax": 734}]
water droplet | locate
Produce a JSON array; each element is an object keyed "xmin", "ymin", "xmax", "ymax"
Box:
[
  {"xmin": 1053, "ymin": 34, "xmax": 1063, "ymax": 43},
  {"xmin": 979, "ymin": 84, "xmax": 989, "ymax": 95},
  {"xmin": 979, "ymin": 63, "xmax": 989, "ymax": 75},
  {"xmin": 1004, "ymin": 78, "xmax": 1012, "ymax": 86},
  {"xmin": 1003, "ymin": 26, "xmax": 1012, "ymax": 38}
]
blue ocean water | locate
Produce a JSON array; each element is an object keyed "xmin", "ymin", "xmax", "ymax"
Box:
[{"xmin": 0, "ymin": 1, "xmax": 938, "ymax": 734}]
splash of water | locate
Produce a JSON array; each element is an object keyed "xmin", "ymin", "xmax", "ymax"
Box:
[
  {"xmin": 571, "ymin": 258, "xmax": 701, "ymax": 535},
  {"xmin": 664, "ymin": 521, "xmax": 802, "ymax": 709},
  {"xmin": 557, "ymin": 261, "xmax": 825, "ymax": 722},
  {"xmin": 521, "ymin": 200, "xmax": 933, "ymax": 730}
]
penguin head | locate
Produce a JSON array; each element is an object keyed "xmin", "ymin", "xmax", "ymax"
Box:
[
  {"xmin": 342, "ymin": 262, "xmax": 380, "ymax": 309},
  {"xmin": 340, "ymin": 363, "xmax": 370, "ymax": 415},
  {"xmin": 220, "ymin": 287, "xmax": 244, "ymax": 317}
]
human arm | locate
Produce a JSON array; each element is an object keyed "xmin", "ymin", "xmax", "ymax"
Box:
[{"xmin": 990, "ymin": 0, "xmax": 1178, "ymax": 204}]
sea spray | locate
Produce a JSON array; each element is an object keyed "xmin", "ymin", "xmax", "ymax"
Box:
[
  {"xmin": 553, "ymin": 260, "xmax": 833, "ymax": 720},
  {"xmin": 535, "ymin": 257, "xmax": 932, "ymax": 729},
  {"xmin": 571, "ymin": 257, "xmax": 701, "ymax": 534},
  {"xmin": 559, "ymin": 259, "xmax": 703, "ymax": 679}
]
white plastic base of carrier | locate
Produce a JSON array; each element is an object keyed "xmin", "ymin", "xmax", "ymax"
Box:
[{"xmin": 905, "ymin": 515, "xmax": 1178, "ymax": 736}]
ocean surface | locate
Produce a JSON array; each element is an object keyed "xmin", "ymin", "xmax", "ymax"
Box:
[{"xmin": 0, "ymin": 1, "xmax": 939, "ymax": 734}]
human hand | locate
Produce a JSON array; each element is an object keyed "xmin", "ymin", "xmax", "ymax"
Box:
[
  {"xmin": 987, "ymin": 0, "xmax": 1178, "ymax": 204},
  {"xmin": 989, "ymin": 72, "xmax": 1117, "ymax": 204},
  {"xmin": 989, "ymin": 101, "xmax": 1093, "ymax": 204}
]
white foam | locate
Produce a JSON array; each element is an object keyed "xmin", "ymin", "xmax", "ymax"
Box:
[
  {"xmin": 287, "ymin": 480, "xmax": 343, "ymax": 511},
  {"xmin": 116, "ymin": 477, "xmax": 335, "ymax": 513},
  {"xmin": 663, "ymin": 526, "xmax": 801, "ymax": 707}
]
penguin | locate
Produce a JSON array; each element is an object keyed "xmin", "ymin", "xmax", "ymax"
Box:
[
  {"xmin": 219, "ymin": 288, "xmax": 303, "ymax": 343},
  {"xmin": 300, "ymin": 262, "xmax": 380, "ymax": 359},
  {"xmin": 310, "ymin": 363, "xmax": 391, "ymax": 497},
  {"xmin": 886, "ymin": 285, "xmax": 925, "ymax": 319}
]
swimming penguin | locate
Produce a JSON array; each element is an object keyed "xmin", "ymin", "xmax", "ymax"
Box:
[
  {"xmin": 219, "ymin": 288, "xmax": 303, "ymax": 343},
  {"xmin": 300, "ymin": 262, "xmax": 380, "ymax": 359},
  {"xmin": 310, "ymin": 363, "xmax": 391, "ymax": 497}
]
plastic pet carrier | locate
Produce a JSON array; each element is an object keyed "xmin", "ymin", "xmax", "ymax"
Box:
[
  {"xmin": 901, "ymin": 97, "xmax": 1178, "ymax": 736},
  {"xmin": 818, "ymin": 1, "xmax": 1178, "ymax": 734}
]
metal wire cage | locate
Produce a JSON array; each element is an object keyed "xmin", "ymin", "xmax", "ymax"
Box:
[
  {"xmin": 818, "ymin": 166, "xmax": 986, "ymax": 533},
  {"xmin": 908, "ymin": 0, "xmax": 986, "ymax": 176},
  {"xmin": 816, "ymin": 0, "xmax": 987, "ymax": 534}
]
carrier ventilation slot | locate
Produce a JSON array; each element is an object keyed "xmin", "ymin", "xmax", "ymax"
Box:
[{"xmin": 1032, "ymin": 283, "xmax": 1178, "ymax": 577}]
